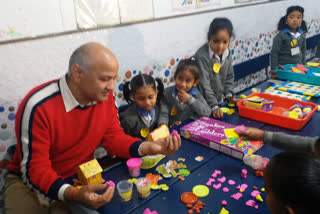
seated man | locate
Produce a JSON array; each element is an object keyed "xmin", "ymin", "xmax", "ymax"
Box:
[{"xmin": 4, "ymin": 42, "xmax": 181, "ymax": 214}]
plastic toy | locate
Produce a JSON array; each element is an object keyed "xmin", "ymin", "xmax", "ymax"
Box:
[
  {"xmin": 143, "ymin": 208, "xmax": 158, "ymax": 214},
  {"xmin": 116, "ymin": 180, "xmax": 133, "ymax": 201},
  {"xmin": 255, "ymin": 169, "xmax": 264, "ymax": 177},
  {"xmin": 241, "ymin": 169, "xmax": 247, "ymax": 178},
  {"xmin": 213, "ymin": 183, "xmax": 222, "ymax": 190},
  {"xmin": 230, "ymin": 192, "xmax": 243, "ymax": 200},
  {"xmin": 228, "ymin": 180, "xmax": 235, "ymax": 185},
  {"xmin": 291, "ymin": 66, "xmax": 305, "ymax": 74},
  {"xmin": 181, "ymin": 192, "xmax": 198, "ymax": 204},
  {"xmin": 192, "ymin": 185, "xmax": 209, "ymax": 197},
  {"xmin": 211, "ymin": 170, "xmax": 222, "ymax": 178},
  {"xmin": 235, "ymin": 125, "xmax": 246, "ymax": 133},
  {"xmin": 217, "ymin": 176, "xmax": 226, "ymax": 183},
  {"xmin": 136, "ymin": 177, "xmax": 152, "ymax": 198},
  {"xmin": 126, "ymin": 158, "xmax": 142, "ymax": 177},
  {"xmin": 206, "ymin": 178, "xmax": 215, "ymax": 186},
  {"xmin": 240, "ymin": 94, "xmax": 247, "ymax": 99},
  {"xmin": 147, "ymin": 124, "xmax": 169, "ymax": 141},
  {"xmin": 251, "ymin": 190, "xmax": 261, "ymax": 197},
  {"xmin": 222, "ymin": 187, "xmax": 229, "ymax": 192},
  {"xmin": 243, "ymin": 154, "xmax": 269, "ymax": 170},
  {"xmin": 172, "ymin": 129, "xmax": 179, "ymax": 137},
  {"xmin": 219, "ymin": 207, "xmax": 229, "ymax": 214},
  {"xmin": 106, "ymin": 181, "xmax": 115, "ymax": 187},
  {"xmin": 78, "ymin": 159, "xmax": 103, "ymax": 185},
  {"xmin": 236, "ymin": 184, "xmax": 248, "ymax": 192},
  {"xmin": 302, "ymin": 106, "xmax": 313, "ymax": 117},
  {"xmin": 221, "ymin": 200, "xmax": 227, "ymax": 206},
  {"xmin": 256, "ymin": 194, "xmax": 263, "ymax": 202}
]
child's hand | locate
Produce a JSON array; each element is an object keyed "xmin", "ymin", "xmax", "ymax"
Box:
[
  {"xmin": 177, "ymin": 90, "xmax": 191, "ymax": 103},
  {"xmin": 235, "ymin": 126, "xmax": 264, "ymax": 141},
  {"xmin": 270, "ymin": 72, "xmax": 277, "ymax": 79},
  {"xmin": 212, "ymin": 109, "xmax": 223, "ymax": 118},
  {"xmin": 227, "ymin": 96, "xmax": 240, "ymax": 104},
  {"xmin": 170, "ymin": 121, "xmax": 182, "ymax": 128}
]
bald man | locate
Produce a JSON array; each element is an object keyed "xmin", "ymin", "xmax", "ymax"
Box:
[{"xmin": 4, "ymin": 43, "xmax": 181, "ymax": 214}]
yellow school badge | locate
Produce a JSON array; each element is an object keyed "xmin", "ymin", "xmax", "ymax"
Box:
[
  {"xmin": 291, "ymin": 39, "xmax": 297, "ymax": 47},
  {"xmin": 170, "ymin": 106, "xmax": 177, "ymax": 116},
  {"xmin": 140, "ymin": 128, "xmax": 150, "ymax": 138},
  {"xmin": 213, "ymin": 63, "xmax": 220, "ymax": 73}
]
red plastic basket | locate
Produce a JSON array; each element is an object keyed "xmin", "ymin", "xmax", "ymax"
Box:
[{"xmin": 237, "ymin": 92, "xmax": 317, "ymax": 130}]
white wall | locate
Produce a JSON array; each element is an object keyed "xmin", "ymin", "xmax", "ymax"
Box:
[{"xmin": 0, "ymin": 0, "xmax": 319, "ymax": 155}]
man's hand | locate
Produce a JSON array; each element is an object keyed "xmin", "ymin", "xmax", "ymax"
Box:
[
  {"xmin": 235, "ymin": 126, "xmax": 264, "ymax": 141},
  {"xmin": 65, "ymin": 183, "xmax": 115, "ymax": 209},
  {"xmin": 177, "ymin": 90, "xmax": 191, "ymax": 104},
  {"xmin": 139, "ymin": 134, "xmax": 181, "ymax": 157},
  {"xmin": 212, "ymin": 108, "xmax": 224, "ymax": 118}
]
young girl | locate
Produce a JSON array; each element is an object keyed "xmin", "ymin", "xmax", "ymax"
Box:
[
  {"xmin": 158, "ymin": 57, "xmax": 211, "ymax": 127},
  {"xmin": 195, "ymin": 18, "xmax": 239, "ymax": 119},
  {"xmin": 264, "ymin": 152, "xmax": 320, "ymax": 214},
  {"xmin": 120, "ymin": 74, "xmax": 164, "ymax": 139},
  {"xmin": 270, "ymin": 6, "xmax": 308, "ymax": 78}
]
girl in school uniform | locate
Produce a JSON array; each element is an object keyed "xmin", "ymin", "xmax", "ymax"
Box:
[
  {"xmin": 120, "ymin": 74, "xmax": 164, "ymax": 139},
  {"xmin": 195, "ymin": 18, "xmax": 239, "ymax": 119},
  {"xmin": 158, "ymin": 57, "xmax": 211, "ymax": 127},
  {"xmin": 270, "ymin": 5, "xmax": 308, "ymax": 78}
]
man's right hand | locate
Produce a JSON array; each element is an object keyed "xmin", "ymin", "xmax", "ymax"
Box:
[{"xmin": 65, "ymin": 183, "xmax": 115, "ymax": 209}]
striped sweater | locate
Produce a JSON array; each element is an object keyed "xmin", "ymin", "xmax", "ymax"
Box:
[{"xmin": 6, "ymin": 77, "xmax": 141, "ymax": 200}]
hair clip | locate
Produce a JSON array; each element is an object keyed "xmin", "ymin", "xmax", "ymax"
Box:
[
  {"xmin": 128, "ymin": 83, "xmax": 131, "ymax": 90},
  {"xmin": 190, "ymin": 57, "xmax": 196, "ymax": 61}
]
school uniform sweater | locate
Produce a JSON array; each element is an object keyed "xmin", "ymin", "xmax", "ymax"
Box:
[
  {"xmin": 158, "ymin": 86, "xmax": 211, "ymax": 126},
  {"xmin": 6, "ymin": 76, "xmax": 142, "ymax": 201},
  {"xmin": 195, "ymin": 43, "xmax": 234, "ymax": 111},
  {"xmin": 270, "ymin": 28, "xmax": 306, "ymax": 72},
  {"xmin": 120, "ymin": 104, "xmax": 160, "ymax": 139},
  {"xmin": 264, "ymin": 131, "xmax": 318, "ymax": 154}
]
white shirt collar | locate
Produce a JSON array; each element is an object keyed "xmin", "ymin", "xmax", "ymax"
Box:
[
  {"xmin": 289, "ymin": 31, "xmax": 301, "ymax": 39},
  {"xmin": 59, "ymin": 75, "xmax": 96, "ymax": 112},
  {"xmin": 208, "ymin": 44, "xmax": 229, "ymax": 62}
]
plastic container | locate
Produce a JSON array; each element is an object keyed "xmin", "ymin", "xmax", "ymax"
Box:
[
  {"xmin": 117, "ymin": 180, "xmax": 133, "ymax": 202},
  {"xmin": 237, "ymin": 92, "xmax": 318, "ymax": 130},
  {"xmin": 126, "ymin": 158, "xmax": 142, "ymax": 177},
  {"xmin": 135, "ymin": 177, "xmax": 152, "ymax": 198},
  {"xmin": 243, "ymin": 155, "xmax": 269, "ymax": 170},
  {"xmin": 276, "ymin": 64, "xmax": 320, "ymax": 86}
]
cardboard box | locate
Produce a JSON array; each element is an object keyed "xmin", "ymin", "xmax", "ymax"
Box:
[
  {"xmin": 78, "ymin": 159, "xmax": 103, "ymax": 185},
  {"xmin": 243, "ymin": 96, "xmax": 274, "ymax": 112},
  {"xmin": 180, "ymin": 117, "xmax": 263, "ymax": 159}
]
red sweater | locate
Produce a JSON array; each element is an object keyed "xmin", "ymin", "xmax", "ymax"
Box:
[{"xmin": 7, "ymin": 79, "xmax": 141, "ymax": 200}]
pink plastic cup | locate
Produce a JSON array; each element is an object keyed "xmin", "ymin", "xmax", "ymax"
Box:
[{"xmin": 126, "ymin": 158, "xmax": 142, "ymax": 177}]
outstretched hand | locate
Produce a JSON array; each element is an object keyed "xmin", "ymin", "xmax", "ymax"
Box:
[
  {"xmin": 227, "ymin": 95, "xmax": 240, "ymax": 104},
  {"xmin": 235, "ymin": 126, "xmax": 265, "ymax": 141},
  {"xmin": 212, "ymin": 108, "xmax": 224, "ymax": 118}
]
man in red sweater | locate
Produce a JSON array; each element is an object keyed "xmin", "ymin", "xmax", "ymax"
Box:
[{"xmin": 4, "ymin": 42, "xmax": 181, "ymax": 214}]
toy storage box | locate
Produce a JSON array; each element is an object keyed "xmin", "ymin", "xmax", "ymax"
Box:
[
  {"xmin": 237, "ymin": 92, "xmax": 317, "ymax": 130},
  {"xmin": 276, "ymin": 64, "xmax": 320, "ymax": 86},
  {"xmin": 180, "ymin": 117, "xmax": 263, "ymax": 160}
]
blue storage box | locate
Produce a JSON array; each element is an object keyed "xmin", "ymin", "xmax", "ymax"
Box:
[{"xmin": 276, "ymin": 64, "xmax": 320, "ymax": 86}]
